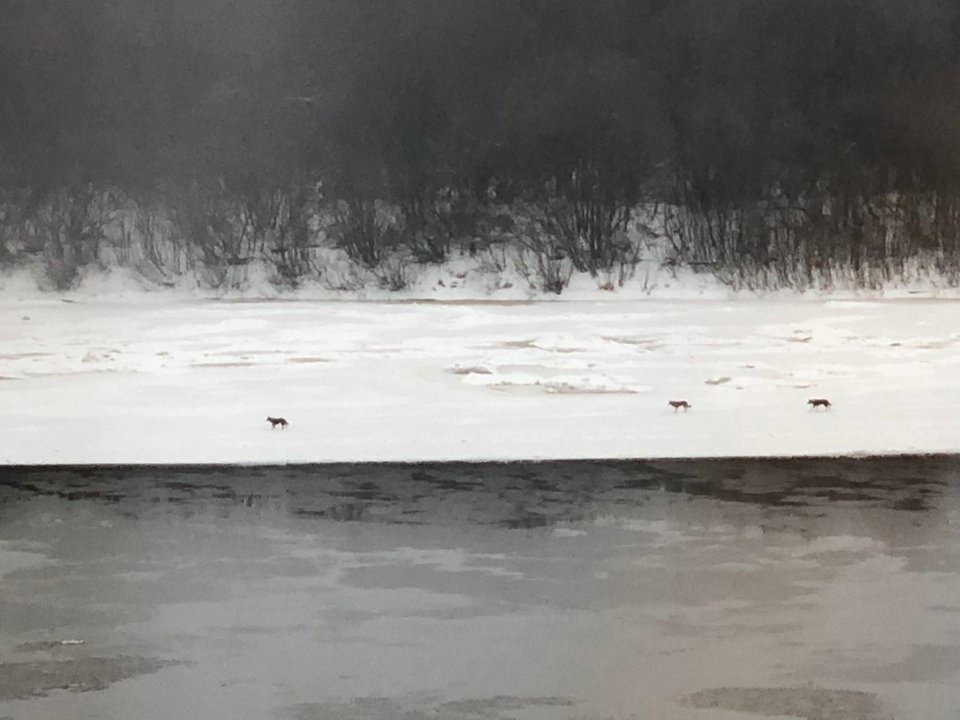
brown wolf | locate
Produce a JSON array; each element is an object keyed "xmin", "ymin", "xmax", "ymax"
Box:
[
  {"xmin": 807, "ymin": 398, "xmax": 831, "ymax": 409},
  {"xmin": 668, "ymin": 400, "xmax": 692, "ymax": 412},
  {"xmin": 266, "ymin": 416, "xmax": 289, "ymax": 429}
]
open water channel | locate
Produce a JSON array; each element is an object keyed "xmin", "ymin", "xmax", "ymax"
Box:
[{"xmin": 1, "ymin": 458, "xmax": 958, "ymax": 719}]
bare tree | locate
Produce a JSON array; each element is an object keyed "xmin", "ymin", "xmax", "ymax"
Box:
[
  {"xmin": 329, "ymin": 199, "xmax": 397, "ymax": 269},
  {"xmin": 34, "ymin": 185, "xmax": 115, "ymax": 289}
]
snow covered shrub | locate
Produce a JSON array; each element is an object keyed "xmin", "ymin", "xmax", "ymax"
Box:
[
  {"xmin": 660, "ymin": 180, "xmax": 960, "ymax": 291},
  {"xmin": 661, "ymin": 201, "xmax": 813, "ymax": 291},
  {"xmin": 34, "ymin": 185, "xmax": 116, "ymax": 290},
  {"xmin": 524, "ymin": 162, "xmax": 641, "ymax": 278},
  {"xmin": 0, "ymin": 194, "xmax": 29, "ymax": 267},
  {"xmin": 374, "ymin": 252, "xmax": 414, "ymax": 291},
  {"xmin": 538, "ymin": 195, "xmax": 634, "ymax": 276},
  {"xmin": 94, "ymin": 195, "xmax": 187, "ymax": 285},
  {"xmin": 329, "ymin": 198, "xmax": 398, "ymax": 269},
  {"xmin": 400, "ymin": 186, "xmax": 479, "ymax": 264},
  {"xmin": 512, "ymin": 220, "xmax": 574, "ymax": 295},
  {"xmin": 318, "ymin": 248, "xmax": 367, "ymax": 292},
  {"xmin": 515, "ymin": 247, "xmax": 573, "ymax": 294},
  {"xmin": 476, "ymin": 241, "xmax": 510, "ymax": 275},
  {"xmin": 169, "ymin": 183, "xmax": 251, "ymax": 288},
  {"xmin": 239, "ymin": 185, "xmax": 319, "ymax": 286},
  {"xmin": 595, "ymin": 232, "xmax": 642, "ymax": 289},
  {"xmin": 130, "ymin": 205, "xmax": 186, "ymax": 281}
]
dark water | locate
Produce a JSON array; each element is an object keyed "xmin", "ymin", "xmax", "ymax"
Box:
[
  {"xmin": 1, "ymin": 458, "xmax": 959, "ymax": 720},
  {"xmin": 0, "ymin": 456, "xmax": 948, "ymax": 524}
]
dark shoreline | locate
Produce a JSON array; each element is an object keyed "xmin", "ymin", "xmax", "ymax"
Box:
[{"xmin": 1, "ymin": 451, "xmax": 959, "ymax": 473}]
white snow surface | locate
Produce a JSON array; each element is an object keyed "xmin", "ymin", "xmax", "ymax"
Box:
[{"xmin": 3, "ymin": 277, "xmax": 960, "ymax": 464}]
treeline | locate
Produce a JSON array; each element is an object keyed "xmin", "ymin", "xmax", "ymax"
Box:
[{"xmin": 3, "ymin": 0, "xmax": 960, "ymax": 290}]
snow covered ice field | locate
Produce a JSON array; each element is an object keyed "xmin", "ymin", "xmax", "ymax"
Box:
[{"xmin": 2, "ymin": 294, "xmax": 960, "ymax": 463}]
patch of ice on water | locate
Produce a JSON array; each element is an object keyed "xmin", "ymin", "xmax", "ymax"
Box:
[
  {"xmin": 0, "ymin": 546, "xmax": 53, "ymax": 577},
  {"xmin": 528, "ymin": 334, "xmax": 615, "ymax": 354},
  {"xmin": 709, "ymin": 561, "xmax": 762, "ymax": 572},
  {"xmin": 447, "ymin": 364, "xmax": 495, "ymax": 376},
  {"xmin": 794, "ymin": 535, "xmax": 886, "ymax": 556},
  {"xmin": 461, "ymin": 370, "xmax": 649, "ymax": 394},
  {"xmin": 540, "ymin": 375, "xmax": 649, "ymax": 394},
  {"xmin": 683, "ymin": 685, "xmax": 883, "ymax": 719},
  {"xmin": 593, "ymin": 517, "xmax": 691, "ymax": 546},
  {"xmin": 704, "ymin": 375, "xmax": 732, "ymax": 385},
  {"xmin": 552, "ymin": 528, "xmax": 587, "ymax": 538}
]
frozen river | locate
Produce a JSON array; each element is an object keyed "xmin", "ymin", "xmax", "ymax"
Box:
[
  {"xmin": 6, "ymin": 297, "xmax": 960, "ymax": 463},
  {"xmin": 1, "ymin": 458, "xmax": 959, "ymax": 719}
]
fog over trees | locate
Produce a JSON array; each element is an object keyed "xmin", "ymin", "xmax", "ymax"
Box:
[{"xmin": 3, "ymin": 0, "xmax": 960, "ymax": 290}]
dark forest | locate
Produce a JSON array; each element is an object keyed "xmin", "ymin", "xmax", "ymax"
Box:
[{"xmin": 3, "ymin": 0, "xmax": 960, "ymax": 291}]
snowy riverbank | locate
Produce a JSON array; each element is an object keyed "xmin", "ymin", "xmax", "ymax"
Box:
[{"xmin": 3, "ymin": 288, "xmax": 960, "ymax": 464}]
